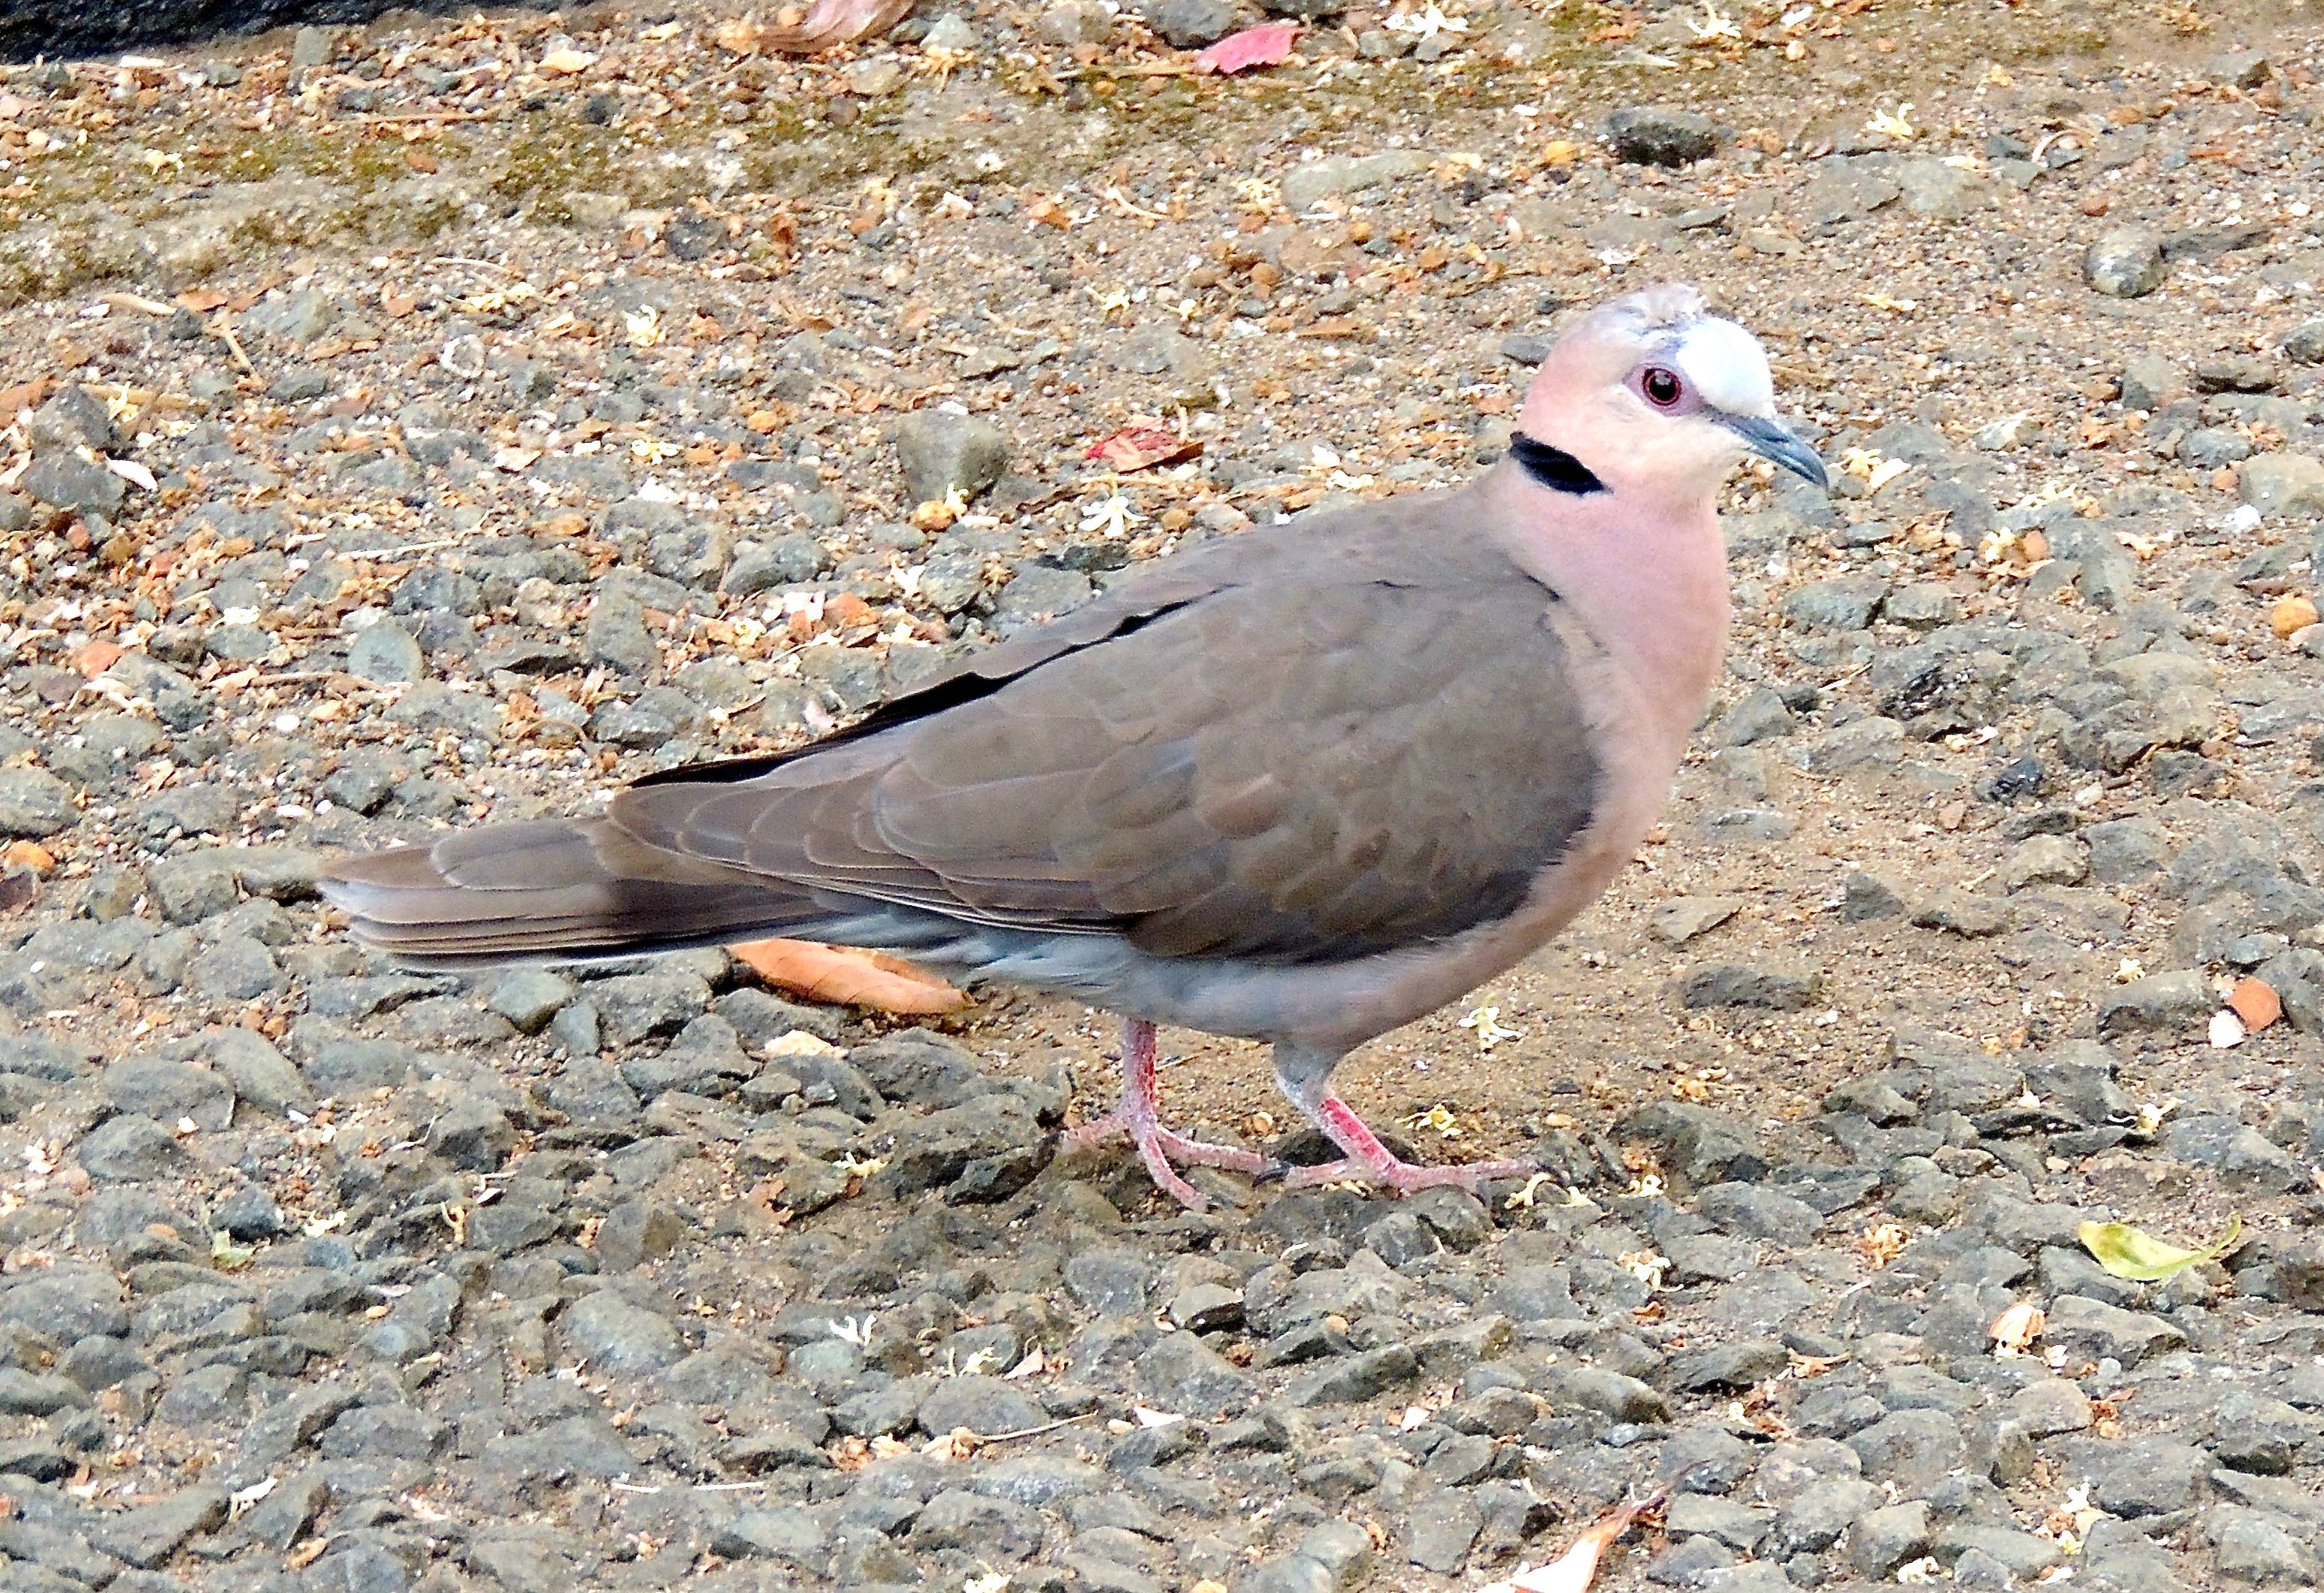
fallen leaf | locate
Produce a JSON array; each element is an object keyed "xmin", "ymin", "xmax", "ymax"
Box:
[
  {"xmin": 1989, "ymin": 1300, "xmax": 2044, "ymax": 1357},
  {"xmin": 1083, "ymin": 426, "xmax": 1201, "ymax": 471},
  {"xmin": 763, "ymin": 0, "xmax": 917, "ymax": 52},
  {"xmin": 2077, "ymin": 1216, "xmax": 2242, "ymax": 1282},
  {"xmin": 172, "ymin": 288, "xmax": 227, "ymax": 313},
  {"xmin": 728, "ymin": 938, "xmax": 970, "ymax": 1014},
  {"xmin": 1195, "ymin": 22, "xmax": 1299, "ymax": 74},
  {"xmin": 1479, "ymin": 1488, "xmax": 1666, "ymax": 1593},
  {"xmin": 2228, "ymin": 976, "xmax": 2283, "ymax": 1034}
]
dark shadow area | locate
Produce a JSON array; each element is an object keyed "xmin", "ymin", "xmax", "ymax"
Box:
[{"xmin": 1, "ymin": 0, "xmax": 543, "ymax": 60}]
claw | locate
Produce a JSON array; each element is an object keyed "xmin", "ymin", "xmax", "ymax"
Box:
[
  {"xmin": 1068, "ymin": 1018, "xmax": 1271, "ymax": 1210},
  {"xmin": 1277, "ymin": 1086, "xmax": 1542, "ymax": 1196}
]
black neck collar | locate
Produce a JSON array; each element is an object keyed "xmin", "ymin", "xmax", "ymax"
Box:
[{"xmin": 1509, "ymin": 432, "xmax": 1606, "ymax": 495}]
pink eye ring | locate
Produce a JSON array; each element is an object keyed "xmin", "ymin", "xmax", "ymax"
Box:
[{"xmin": 1642, "ymin": 366, "xmax": 1684, "ymax": 407}]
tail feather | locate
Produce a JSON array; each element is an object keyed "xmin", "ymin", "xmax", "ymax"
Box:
[{"xmin": 319, "ymin": 818, "xmax": 831, "ymax": 970}]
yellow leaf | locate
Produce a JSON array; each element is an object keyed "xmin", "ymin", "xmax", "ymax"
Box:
[{"xmin": 2077, "ymin": 1216, "xmax": 2241, "ymax": 1282}]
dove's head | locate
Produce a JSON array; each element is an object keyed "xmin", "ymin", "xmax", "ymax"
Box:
[{"xmin": 1513, "ymin": 283, "xmax": 1826, "ymax": 504}]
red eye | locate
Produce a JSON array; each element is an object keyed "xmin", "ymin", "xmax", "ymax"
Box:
[{"xmin": 1642, "ymin": 367, "xmax": 1684, "ymax": 407}]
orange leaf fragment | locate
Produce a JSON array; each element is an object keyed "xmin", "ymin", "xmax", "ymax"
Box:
[
  {"xmin": 0, "ymin": 374, "xmax": 51, "ymax": 414},
  {"xmin": 2, "ymin": 841, "xmax": 55, "ymax": 873},
  {"xmin": 728, "ymin": 938, "xmax": 970, "ymax": 1015},
  {"xmin": 173, "ymin": 288, "xmax": 228, "ymax": 313},
  {"xmin": 70, "ymin": 640, "xmax": 124, "ymax": 678},
  {"xmin": 2229, "ymin": 976, "xmax": 2283, "ymax": 1035}
]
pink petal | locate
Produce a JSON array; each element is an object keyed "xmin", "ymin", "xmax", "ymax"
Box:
[{"xmin": 1195, "ymin": 22, "xmax": 1299, "ymax": 74}]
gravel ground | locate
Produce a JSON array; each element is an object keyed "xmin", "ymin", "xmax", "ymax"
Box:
[{"xmin": 3, "ymin": 2, "xmax": 2324, "ymax": 1591}]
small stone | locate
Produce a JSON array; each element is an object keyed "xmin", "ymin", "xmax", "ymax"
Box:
[
  {"xmin": 1285, "ymin": 1344, "xmax": 1419, "ymax": 1406},
  {"xmin": 22, "ymin": 453, "xmax": 126, "ymax": 519},
  {"xmin": 2046, "ymin": 1295, "xmax": 2189, "ymax": 1367},
  {"xmin": 488, "ymin": 968, "xmax": 575, "ymax": 1033},
  {"xmin": 894, "ymin": 410, "xmax": 1008, "ymax": 505},
  {"xmin": 920, "ymin": 11, "xmax": 980, "ymax": 47},
  {"xmin": 560, "ymin": 1289, "xmax": 683, "ymax": 1373},
  {"xmin": 2009, "ymin": 1378, "xmax": 2093, "ymax": 1437},
  {"xmin": 1840, "ymin": 871, "xmax": 1908, "ymax": 922},
  {"xmin": 2211, "ymin": 1508, "xmax": 2317, "ymax": 1585},
  {"xmin": 345, "ymin": 619, "xmax": 426, "ymax": 684},
  {"xmin": 0, "ymin": 768, "xmax": 77, "ymax": 837},
  {"xmin": 2283, "ymin": 322, "xmax": 2324, "ymax": 365},
  {"xmin": 1653, "ymin": 896, "xmax": 1744, "ymax": 943},
  {"xmin": 2093, "ymin": 1438, "xmax": 2212, "ymax": 1519},
  {"xmin": 1849, "ymin": 1501, "xmax": 1934, "ymax": 1579},
  {"xmin": 2242, "ymin": 453, "xmax": 2324, "ymax": 517},
  {"xmin": 2003, "ymin": 834, "xmax": 2089, "ymax": 890},
  {"xmin": 1143, "ymin": 0, "xmax": 1240, "ymax": 44},
  {"xmin": 1279, "ymin": 150, "xmax": 1436, "ymax": 215},
  {"xmin": 1605, "ymin": 105, "xmax": 1718, "ymax": 167},
  {"xmin": 1714, "ymin": 687, "xmax": 1796, "ymax": 747},
  {"xmin": 1134, "ymin": 1330, "xmax": 1256, "ymax": 1417},
  {"xmin": 597, "ymin": 1198, "xmax": 685, "ymax": 1270},
  {"xmin": 918, "ymin": 1374, "xmax": 1042, "ymax": 1437},
  {"xmin": 2098, "ymin": 970, "xmax": 2216, "ymax": 1038},
  {"xmin": 2120, "ymin": 353, "xmax": 2187, "ymax": 411},
  {"xmin": 2085, "ymin": 229, "xmax": 2165, "ymax": 297},
  {"xmin": 1677, "ymin": 963, "xmax": 1820, "ymax": 1010},
  {"xmin": 1784, "ymin": 576, "xmax": 1888, "ymax": 631}
]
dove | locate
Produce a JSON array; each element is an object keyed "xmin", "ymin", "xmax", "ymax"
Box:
[{"xmin": 320, "ymin": 282, "xmax": 1825, "ymax": 1208}]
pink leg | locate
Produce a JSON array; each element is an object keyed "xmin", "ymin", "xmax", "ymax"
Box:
[
  {"xmin": 1282, "ymin": 1089, "xmax": 1542, "ymax": 1195},
  {"xmin": 1067, "ymin": 1019, "xmax": 1277, "ymax": 1210}
]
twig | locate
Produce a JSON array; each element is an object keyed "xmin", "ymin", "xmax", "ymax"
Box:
[
  {"xmin": 338, "ymin": 537, "xmax": 464, "ymax": 559},
  {"xmin": 102, "ymin": 292, "xmax": 176, "ymax": 316},
  {"xmin": 211, "ymin": 314, "xmax": 256, "ymax": 374},
  {"xmin": 428, "ymin": 256, "xmax": 519, "ymax": 275},
  {"xmin": 353, "ymin": 109, "xmax": 496, "ymax": 124},
  {"xmin": 974, "ymin": 1412, "xmax": 1097, "ymax": 1444}
]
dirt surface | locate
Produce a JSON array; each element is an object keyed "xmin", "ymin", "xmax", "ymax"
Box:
[{"xmin": 5, "ymin": 1, "xmax": 2324, "ymax": 1591}]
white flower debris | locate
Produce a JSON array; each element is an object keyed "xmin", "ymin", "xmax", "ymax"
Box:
[
  {"xmin": 1079, "ymin": 494, "xmax": 1145, "ymax": 538},
  {"xmin": 1459, "ymin": 1004, "xmax": 1521, "ymax": 1050}
]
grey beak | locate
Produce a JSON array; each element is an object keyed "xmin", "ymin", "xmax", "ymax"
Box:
[{"xmin": 1723, "ymin": 413, "xmax": 1828, "ymax": 490}]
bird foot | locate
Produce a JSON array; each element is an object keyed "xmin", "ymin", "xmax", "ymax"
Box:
[
  {"xmin": 1281, "ymin": 1153, "xmax": 1542, "ymax": 1196},
  {"xmin": 1066, "ymin": 1111, "xmax": 1279, "ymax": 1211}
]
